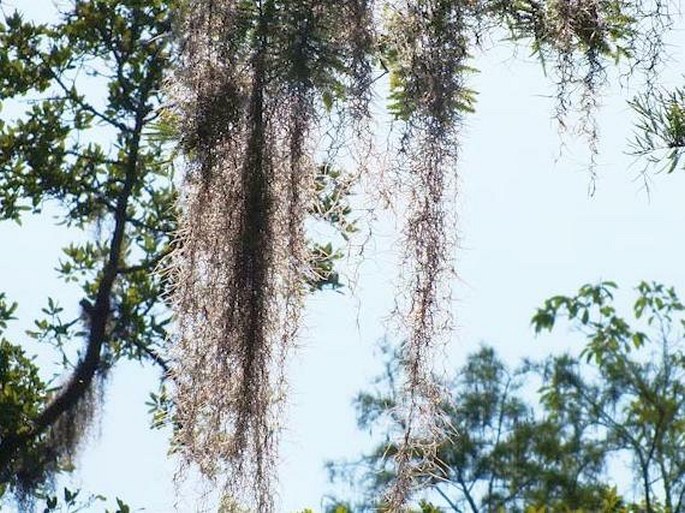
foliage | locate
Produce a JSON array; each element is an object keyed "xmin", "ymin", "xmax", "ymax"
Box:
[
  {"xmin": 630, "ymin": 83, "xmax": 685, "ymax": 174},
  {"xmin": 33, "ymin": 487, "xmax": 131, "ymax": 513},
  {"xmin": 533, "ymin": 281, "xmax": 685, "ymax": 513},
  {"xmin": 331, "ymin": 344, "xmax": 610, "ymax": 512},
  {"xmin": 333, "ymin": 282, "xmax": 685, "ymax": 513},
  {"xmin": 0, "ymin": 0, "xmax": 173, "ymax": 496},
  {"xmin": 0, "ymin": 295, "xmax": 48, "ymax": 500}
]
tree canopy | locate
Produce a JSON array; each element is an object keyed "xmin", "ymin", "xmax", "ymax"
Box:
[{"xmin": 330, "ymin": 282, "xmax": 685, "ymax": 512}]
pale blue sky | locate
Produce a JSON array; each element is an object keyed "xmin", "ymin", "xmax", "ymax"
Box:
[{"xmin": 1, "ymin": 1, "xmax": 685, "ymax": 512}]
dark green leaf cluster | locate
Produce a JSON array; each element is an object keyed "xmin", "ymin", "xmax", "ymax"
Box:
[
  {"xmin": 33, "ymin": 486, "xmax": 131, "ymax": 513},
  {"xmin": 307, "ymin": 164, "xmax": 359, "ymax": 292},
  {"xmin": 0, "ymin": 314, "xmax": 47, "ymax": 498}
]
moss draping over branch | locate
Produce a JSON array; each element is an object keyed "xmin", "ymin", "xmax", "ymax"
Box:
[
  {"xmin": 376, "ymin": 0, "xmax": 670, "ymax": 498},
  {"xmin": 480, "ymin": 0, "xmax": 673, "ymax": 185},
  {"xmin": 169, "ymin": 1, "xmax": 374, "ymax": 510}
]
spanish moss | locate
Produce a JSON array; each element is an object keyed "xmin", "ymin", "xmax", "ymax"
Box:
[
  {"xmin": 380, "ymin": 1, "xmax": 469, "ymax": 506},
  {"xmin": 169, "ymin": 1, "xmax": 374, "ymax": 510}
]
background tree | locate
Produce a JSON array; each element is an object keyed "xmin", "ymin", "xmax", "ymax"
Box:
[
  {"xmin": 533, "ymin": 281, "xmax": 685, "ymax": 512},
  {"xmin": 330, "ymin": 282, "xmax": 685, "ymax": 512}
]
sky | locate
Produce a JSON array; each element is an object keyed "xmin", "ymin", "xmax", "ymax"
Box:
[{"xmin": 1, "ymin": 2, "xmax": 685, "ymax": 512}]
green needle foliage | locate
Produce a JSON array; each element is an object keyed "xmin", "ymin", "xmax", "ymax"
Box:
[{"xmin": 630, "ymin": 83, "xmax": 685, "ymax": 174}]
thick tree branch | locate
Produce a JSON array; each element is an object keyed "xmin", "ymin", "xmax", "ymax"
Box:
[{"xmin": 0, "ymin": 77, "xmax": 151, "ymax": 480}]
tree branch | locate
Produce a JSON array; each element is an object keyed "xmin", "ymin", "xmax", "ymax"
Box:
[{"xmin": 0, "ymin": 74, "xmax": 152, "ymax": 481}]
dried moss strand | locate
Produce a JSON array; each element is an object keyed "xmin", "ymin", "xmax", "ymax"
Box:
[{"xmin": 381, "ymin": 1, "xmax": 467, "ymax": 508}]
